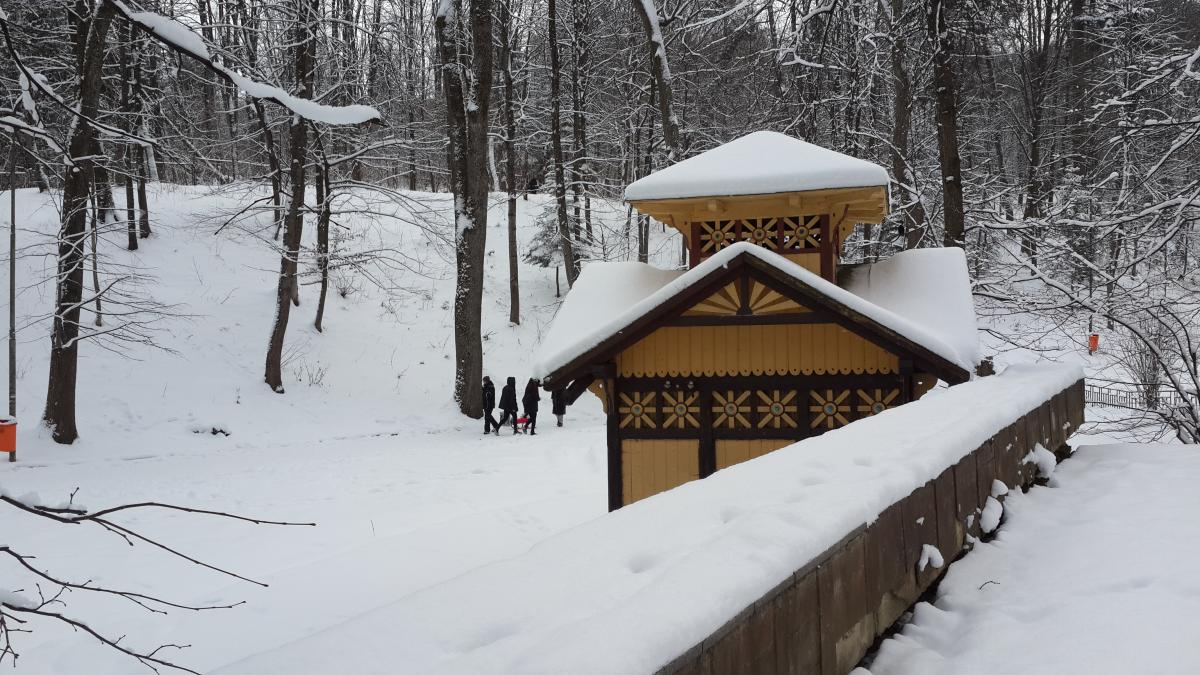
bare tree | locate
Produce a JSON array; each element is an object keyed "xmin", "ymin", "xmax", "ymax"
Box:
[
  {"xmin": 436, "ymin": 0, "xmax": 495, "ymax": 417},
  {"xmin": 0, "ymin": 490, "xmax": 312, "ymax": 672},
  {"xmin": 549, "ymin": 0, "xmax": 579, "ymax": 286},
  {"xmin": 264, "ymin": 0, "xmax": 319, "ymax": 393}
]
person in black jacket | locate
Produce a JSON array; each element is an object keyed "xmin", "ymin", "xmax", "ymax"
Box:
[
  {"xmin": 551, "ymin": 389, "xmax": 567, "ymax": 427},
  {"xmin": 521, "ymin": 378, "xmax": 541, "ymax": 435},
  {"xmin": 482, "ymin": 376, "xmax": 499, "ymax": 435},
  {"xmin": 497, "ymin": 376, "xmax": 519, "ymax": 434}
]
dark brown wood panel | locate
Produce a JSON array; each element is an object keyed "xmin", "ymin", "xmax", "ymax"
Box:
[
  {"xmin": 903, "ymin": 482, "xmax": 940, "ymax": 589},
  {"xmin": 954, "ymin": 452, "xmax": 980, "ymax": 541},
  {"xmin": 863, "ymin": 502, "xmax": 912, "ymax": 629},
  {"xmin": 818, "ymin": 533, "xmax": 873, "ymax": 675},
  {"xmin": 773, "ymin": 571, "xmax": 822, "ymax": 675},
  {"xmin": 975, "ymin": 435, "xmax": 997, "ymax": 506},
  {"xmin": 934, "ymin": 468, "xmax": 961, "ymax": 562}
]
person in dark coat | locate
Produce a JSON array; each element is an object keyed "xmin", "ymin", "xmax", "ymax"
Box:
[
  {"xmin": 482, "ymin": 376, "xmax": 499, "ymax": 435},
  {"xmin": 521, "ymin": 378, "xmax": 541, "ymax": 435},
  {"xmin": 551, "ymin": 389, "xmax": 567, "ymax": 427},
  {"xmin": 497, "ymin": 376, "xmax": 519, "ymax": 434}
]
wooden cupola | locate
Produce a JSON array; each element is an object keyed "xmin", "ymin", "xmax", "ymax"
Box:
[{"xmin": 624, "ymin": 131, "xmax": 890, "ymax": 281}]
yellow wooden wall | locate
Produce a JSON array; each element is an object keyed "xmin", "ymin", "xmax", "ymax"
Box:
[
  {"xmin": 716, "ymin": 439, "xmax": 794, "ymax": 470},
  {"xmin": 782, "ymin": 253, "xmax": 822, "ymax": 275},
  {"xmin": 622, "ymin": 439, "xmax": 699, "ymax": 505},
  {"xmin": 616, "ymin": 324, "xmax": 899, "ymax": 378}
]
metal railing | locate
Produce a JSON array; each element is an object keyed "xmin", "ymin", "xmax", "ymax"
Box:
[{"xmin": 1085, "ymin": 382, "xmax": 1195, "ymax": 411}]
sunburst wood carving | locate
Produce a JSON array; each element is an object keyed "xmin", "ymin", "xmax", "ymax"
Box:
[
  {"xmin": 712, "ymin": 390, "xmax": 753, "ymax": 429},
  {"xmin": 782, "ymin": 215, "xmax": 822, "ymax": 250},
  {"xmin": 687, "ymin": 283, "xmax": 742, "ymax": 316},
  {"xmin": 699, "ymin": 220, "xmax": 736, "ymax": 253},
  {"xmin": 618, "ymin": 391, "xmax": 657, "ymax": 429},
  {"xmin": 757, "ymin": 390, "xmax": 798, "ymax": 429},
  {"xmin": 857, "ymin": 388, "xmax": 900, "ymax": 416},
  {"xmin": 809, "ymin": 389, "xmax": 851, "ymax": 429},
  {"xmin": 746, "ymin": 280, "xmax": 805, "ymax": 315},
  {"xmin": 740, "ymin": 218, "xmax": 778, "ymax": 249},
  {"xmin": 662, "ymin": 390, "xmax": 701, "ymax": 429}
]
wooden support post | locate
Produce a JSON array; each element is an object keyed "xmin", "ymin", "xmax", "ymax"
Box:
[
  {"xmin": 819, "ymin": 215, "xmax": 834, "ymax": 282},
  {"xmin": 606, "ymin": 376, "xmax": 623, "ymax": 511},
  {"xmin": 698, "ymin": 384, "xmax": 715, "ymax": 478}
]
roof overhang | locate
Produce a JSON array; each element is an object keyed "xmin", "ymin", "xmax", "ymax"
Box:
[{"xmin": 628, "ymin": 186, "xmax": 890, "ymax": 235}]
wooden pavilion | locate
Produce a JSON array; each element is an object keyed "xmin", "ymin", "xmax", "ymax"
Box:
[{"xmin": 536, "ymin": 132, "xmax": 979, "ymax": 509}]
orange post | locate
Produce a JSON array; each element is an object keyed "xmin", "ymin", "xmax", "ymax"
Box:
[
  {"xmin": 0, "ymin": 418, "xmax": 14, "ymax": 458},
  {"xmin": 1087, "ymin": 333, "xmax": 1100, "ymax": 354}
]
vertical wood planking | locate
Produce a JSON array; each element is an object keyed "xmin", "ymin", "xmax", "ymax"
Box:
[
  {"xmin": 933, "ymin": 468, "xmax": 961, "ymax": 561},
  {"xmin": 954, "ymin": 452, "xmax": 980, "ymax": 540}
]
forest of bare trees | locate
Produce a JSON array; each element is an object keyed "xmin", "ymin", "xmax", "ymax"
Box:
[{"xmin": 1, "ymin": 0, "xmax": 1198, "ymax": 439}]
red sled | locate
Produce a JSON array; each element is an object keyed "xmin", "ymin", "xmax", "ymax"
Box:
[{"xmin": 517, "ymin": 416, "xmax": 530, "ymax": 425}]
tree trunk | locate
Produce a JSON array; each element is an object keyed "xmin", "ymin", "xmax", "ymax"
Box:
[
  {"xmin": 264, "ymin": 0, "xmax": 318, "ymax": 393},
  {"xmin": 631, "ymin": 0, "xmax": 679, "ymax": 160},
  {"xmin": 131, "ymin": 34, "xmax": 151, "ymax": 238},
  {"xmin": 314, "ymin": 156, "xmax": 331, "ymax": 332},
  {"xmin": 120, "ymin": 23, "xmax": 137, "ymax": 251},
  {"xmin": 549, "ymin": 0, "xmax": 579, "ymax": 285},
  {"xmin": 255, "ymin": 101, "xmax": 284, "ymax": 240},
  {"xmin": 44, "ymin": 2, "xmax": 117, "ymax": 444},
  {"xmin": 136, "ymin": 140, "xmax": 151, "ymax": 238},
  {"xmin": 928, "ymin": 0, "xmax": 965, "ymax": 248},
  {"xmin": 890, "ymin": 0, "xmax": 927, "ymax": 249},
  {"xmin": 89, "ymin": 192, "xmax": 102, "ymax": 326},
  {"xmin": 436, "ymin": 0, "xmax": 494, "ymax": 418},
  {"xmin": 500, "ymin": 0, "xmax": 520, "ymax": 325}
]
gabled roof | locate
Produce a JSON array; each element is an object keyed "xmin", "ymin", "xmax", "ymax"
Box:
[
  {"xmin": 535, "ymin": 243, "xmax": 977, "ymax": 388},
  {"xmin": 623, "ymin": 131, "xmax": 890, "ymax": 202}
]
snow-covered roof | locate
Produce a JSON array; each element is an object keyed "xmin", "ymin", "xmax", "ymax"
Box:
[
  {"xmin": 841, "ymin": 248, "xmax": 980, "ymax": 372},
  {"xmin": 623, "ymin": 131, "xmax": 890, "ymax": 202},
  {"xmin": 534, "ymin": 243, "xmax": 978, "ymax": 384}
]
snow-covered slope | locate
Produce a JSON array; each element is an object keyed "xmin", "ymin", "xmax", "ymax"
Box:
[
  {"xmin": 2, "ymin": 184, "xmax": 683, "ymax": 455},
  {"xmin": 0, "ymin": 184, "xmax": 679, "ymax": 674}
]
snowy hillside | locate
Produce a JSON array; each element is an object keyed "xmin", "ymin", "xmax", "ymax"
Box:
[{"xmin": 0, "ymin": 184, "xmax": 679, "ymax": 673}]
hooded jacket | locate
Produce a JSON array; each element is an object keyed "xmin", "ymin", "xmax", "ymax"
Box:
[
  {"xmin": 498, "ymin": 377, "xmax": 518, "ymax": 412},
  {"xmin": 522, "ymin": 380, "xmax": 541, "ymax": 413},
  {"xmin": 482, "ymin": 378, "xmax": 496, "ymax": 411}
]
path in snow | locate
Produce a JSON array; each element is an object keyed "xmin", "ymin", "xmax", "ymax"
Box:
[{"xmin": 863, "ymin": 443, "xmax": 1200, "ymax": 675}]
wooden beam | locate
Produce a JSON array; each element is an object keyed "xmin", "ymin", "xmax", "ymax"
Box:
[
  {"xmin": 607, "ymin": 377, "xmax": 623, "ymax": 511},
  {"xmin": 628, "ymin": 186, "xmax": 888, "ymax": 223}
]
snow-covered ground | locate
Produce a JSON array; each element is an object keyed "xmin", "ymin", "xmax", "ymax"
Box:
[
  {"xmin": 0, "ymin": 184, "xmax": 676, "ymax": 673},
  {"xmin": 2, "ymin": 183, "xmax": 1190, "ymax": 674},
  {"xmin": 863, "ymin": 443, "xmax": 1200, "ymax": 675}
]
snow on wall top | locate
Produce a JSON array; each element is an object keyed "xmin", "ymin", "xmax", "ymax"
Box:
[
  {"xmin": 213, "ymin": 364, "xmax": 1082, "ymax": 675},
  {"xmin": 623, "ymin": 131, "xmax": 890, "ymax": 202},
  {"xmin": 533, "ymin": 242, "xmax": 977, "ymax": 382},
  {"xmin": 841, "ymin": 248, "xmax": 980, "ymax": 372}
]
